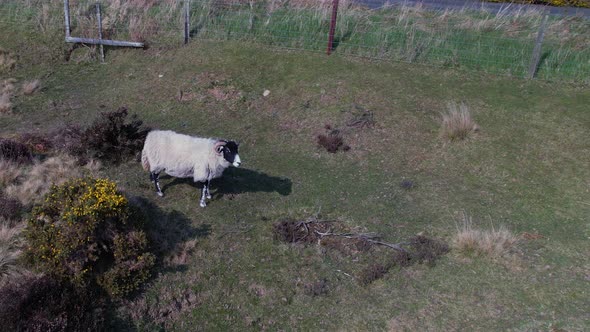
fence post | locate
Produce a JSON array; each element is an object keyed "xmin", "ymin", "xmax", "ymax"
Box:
[
  {"xmin": 528, "ymin": 14, "xmax": 548, "ymax": 79},
  {"xmin": 326, "ymin": 0, "xmax": 339, "ymax": 55},
  {"xmin": 184, "ymin": 0, "xmax": 190, "ymax": 44},
  {"xmin": 96, "ymin": 2, "xmax": 105, "ymax": 62},
  {"xmin": 63, "ymin": 0, "xmax": 71, "ymax": 38}
]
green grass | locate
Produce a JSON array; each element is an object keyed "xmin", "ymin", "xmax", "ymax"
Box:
[{"xmin": 1, "ymin": 13, "xmax": 590, "ymax": 331}]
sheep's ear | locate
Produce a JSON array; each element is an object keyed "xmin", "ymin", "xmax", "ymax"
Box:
[{"xmin": 215, "ymin": 145, "xmax": 224, "ymax": 154}]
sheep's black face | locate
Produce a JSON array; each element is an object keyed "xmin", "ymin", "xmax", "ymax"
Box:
[{"xmin": 222, "ymin": 141, "xmax": 241, "ymax": 167}]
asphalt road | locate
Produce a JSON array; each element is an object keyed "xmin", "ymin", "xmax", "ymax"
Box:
[{"xmin": 356, "ymin": 0, "xmax": 590, "ymax": 18}]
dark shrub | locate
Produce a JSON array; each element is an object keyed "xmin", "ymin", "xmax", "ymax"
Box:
[
  {"xmin": 359, "ymin": 264, "xmax": 389, "ymax": 285},
  {"xmin": 50, "ymin": 124, "xmax": 85, "ymax": 157},
  {"xmin": 82, "ymin": 107, "xmax": 150, "ymax": 163},
  {"xmin": 25, "ymin": 177, "xmax": 155, "ymax": 298},
  {"xmin": 400, "ymin": 179, "xmax": 415, "ymax": 190},
  {"xmin": 0, "ymin": 138, "xmax": 32, "ymax": 164},
  {"xmin": 317, "ymin": 127, "xmax": 350, "ymax": 153},
  {"xmin": 304, "ymin": 278, "xmax": 329, "ymax": 297},
  {"xmin": 0, "ymin": 275, "xmax": 106, "ymax": 332},
  {"xmin": 273, "ymin": 219, "xmax": 329, "ymax": 244},
  {"xmin": 408, "ymin": 235, "xmax": 450, "ymax": 266},
  {"xmin": 18, "ymin": 132, "xmax": 53, "ymax": 154},
  {"xmin": 0, "ymin": 192, "xmax": 22, "ymax": 222}
]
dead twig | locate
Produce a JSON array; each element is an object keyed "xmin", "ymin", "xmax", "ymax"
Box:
[
  {"xmin": 314, "ymin": 231, "xmax": 409, "ymax": 253},
  {"xmin": 336, "ymin": 269, "xmax": 355, "ymax": 279},
  {"xmin": 346, "ymin": 104, "xmax": 375, "ymax": 129}
]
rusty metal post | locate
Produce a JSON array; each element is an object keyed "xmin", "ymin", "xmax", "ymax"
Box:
[
  {"xmin": 326, "ymin": 0, "xmax": 339, "ymax": 55},
  {"xmin": 96, "ymin": 2, "xmax": 105, "ymax": 62},
  {"xmin": 528, "ymin": 14, "xmax": 548, "ymax": 79},
  {"xmin": 63, "ymin": 0, "xmax": 71, "ymax": 38},
  {"xmin": 184, "ymin": 0, "xmax": 190, "ymax": 44}
]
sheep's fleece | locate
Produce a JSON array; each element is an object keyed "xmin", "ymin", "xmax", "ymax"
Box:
[{"xmin": 141, "ymin": 130, "xmax": 239, "ymax": 182}]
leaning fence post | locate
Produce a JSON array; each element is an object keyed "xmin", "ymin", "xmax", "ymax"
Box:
[
  {"xmin": 63, "ymin": 0, "xmax": 71, "ymax": 38},
  {"xmin": 96, "ymin": 2, "xmax": 105, "ymax": 62},
  {"xmin": 184, "ymin": 0, "xmax": 190, "ymax": 44},
  {"xmin": 528, "ymin": 14, "xmax": 548, "ymax": 79},
  {"xmin": 326, "ymin": 0, "xmax": 339, "ymax": 55}
]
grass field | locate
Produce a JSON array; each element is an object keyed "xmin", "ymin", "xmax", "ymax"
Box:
[{"xmin": 1, "ymin": 9, "xmax": 590, "ymax": 331}]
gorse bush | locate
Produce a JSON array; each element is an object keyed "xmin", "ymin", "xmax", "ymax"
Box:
[{"xmin": 25, "ymin": 177, "xmax": 155, "ymax": 298}]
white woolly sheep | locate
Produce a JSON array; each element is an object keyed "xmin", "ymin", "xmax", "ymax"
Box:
[{"xmin": 141, "ymin": 130, "xmax": 241, "ymax": 207}]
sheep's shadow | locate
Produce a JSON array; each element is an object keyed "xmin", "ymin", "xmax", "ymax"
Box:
[
  {"xmin": 160, "ymin": 168, "xmax": 292, "ymax": 198},
  {"xmin": 128, "ymin": 196, "xmax": 211, "ymax": 260},
  {"xmin": 215, "ymin": 167, "xmax": 292, "ymax": 197}
]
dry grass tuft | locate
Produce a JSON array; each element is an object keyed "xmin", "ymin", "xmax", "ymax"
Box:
[
  {"xmin": 452, "ymin": 219, "xmax": 518, "ymax": 258},
  {"xmin": 0, "ymin": 79, "xmax": 16, "ymax": 114},
  {"xmin": 21, "ymin": 80, "xmax": 40, "ymax": 95},
  {"xmin": 0, "ymin": 193, "xmax": 23, "ymax": 223},
  {"xmin": 441, "ymin": 102, "xmax": 479, "ymax": 141},
  {"xmin": 0, "ymin": 49, "xmax": 16, "ymax": 74},
  {"xmin": 4, "ymin": 155, "xmax": 101, "ymax": 206},
  {"xmin": 0, "ymin": 160, "xmax": 24, "ymax": 188},
  {"xmin": 0, "ymin": 223, "xmax": 23, "ymax": 283}
]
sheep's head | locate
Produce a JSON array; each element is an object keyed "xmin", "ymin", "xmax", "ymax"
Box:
[{"xmin": 215, "ymin": 140, "xmax": 241, "ymax": 167}]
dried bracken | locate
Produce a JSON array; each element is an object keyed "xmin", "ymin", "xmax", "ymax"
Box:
[{"xmin": 4, "ymin": 154, "xmax": 100, "ymax": 206}]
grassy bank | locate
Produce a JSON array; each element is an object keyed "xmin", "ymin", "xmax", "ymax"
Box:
[{"xmin": 1, "ymin": 0, "xmax": 589, "ymax": 82}]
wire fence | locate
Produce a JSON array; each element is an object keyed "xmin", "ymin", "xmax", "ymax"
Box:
[{"xmin": 1, "ymin": 0, "xmax": 589, "ymax": 82}]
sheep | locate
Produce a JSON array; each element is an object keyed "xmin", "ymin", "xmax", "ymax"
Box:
[{"xmin": 141, "ymin": 130, "xmax": 241, "ymax": 207}]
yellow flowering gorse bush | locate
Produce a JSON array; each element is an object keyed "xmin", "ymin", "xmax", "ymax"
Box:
[{"xmin": 26, "ymin": 177, "xmax": 155, "ymax": 298}]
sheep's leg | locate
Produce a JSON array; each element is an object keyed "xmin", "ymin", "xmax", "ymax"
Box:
[
  {"xmin": 205, "ymin": 180, "xmax": 212, "ymax": 199},
  {"xmin": 199, "ymin": 181, "xmax": 207, "ymax": 208},
  {"xmin": 151, "ymin": 172, "xmax": 163, "ymax": 197}
]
